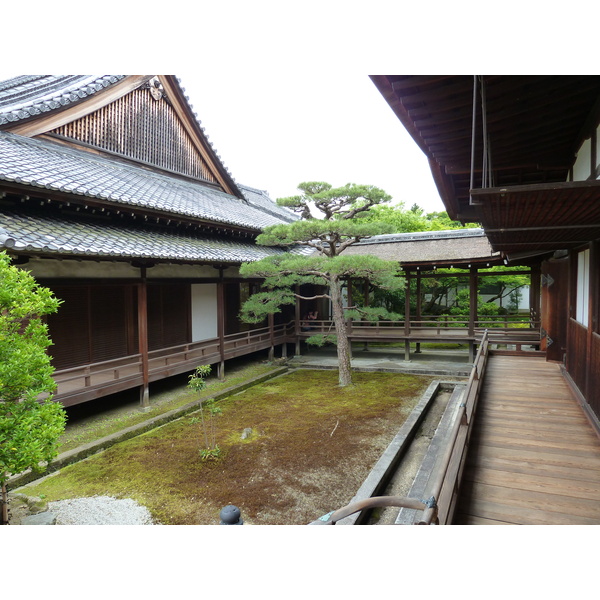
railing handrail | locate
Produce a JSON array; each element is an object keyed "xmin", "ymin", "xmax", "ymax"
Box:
[
  {"xmin": 420, "ymin": 329, "xmax": 489, "ymax": 524},
  {"xmin": 53, "ymin": 321, "xmax": 296, "ymax": 386},
  {"xmin": 313, "ymin": 330, "xmax": 490, "ymax": 525}
]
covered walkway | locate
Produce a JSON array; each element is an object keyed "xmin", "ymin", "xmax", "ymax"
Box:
[{"xmin": 455, "ymin": 355, "xmax": 600, "ymax": 524}]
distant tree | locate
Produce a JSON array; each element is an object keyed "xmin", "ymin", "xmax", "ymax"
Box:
[
  {"xmin": 478, "ymin": 267, "xmax": 530, "ymax": 309},
  {"xmin": 0, "ymin": 251, "xmax": 66, "ymax": 524},
  {"xmin": 239, "ymin": 182, "xmax": 404, "ymax": 387},
  {"xmin": 356, "ymin": 202, "xmax": 479, "ymax": 233}
]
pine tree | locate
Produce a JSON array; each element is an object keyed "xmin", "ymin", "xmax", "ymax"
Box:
[{"xmin": 240, "ymin": 182, "xmax": 404, "ymax": 386}]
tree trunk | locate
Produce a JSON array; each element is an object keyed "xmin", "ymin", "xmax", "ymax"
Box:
[
  {"xmin": 1, "ymin": 480, "xmax": 8, "ymax": 525},
  {"xmin": 329, "ymin": 277, "xmax": 353, "ymax": 386}
]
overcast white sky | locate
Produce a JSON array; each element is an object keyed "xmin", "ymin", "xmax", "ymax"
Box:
[{"xmin": 178, "ymin": 71, "xmax": 446, "ymax": 212}]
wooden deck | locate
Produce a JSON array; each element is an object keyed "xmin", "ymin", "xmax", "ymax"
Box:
[{"xmin": 454, "ymin": 355, "xmax": 600, "ymax": 524}]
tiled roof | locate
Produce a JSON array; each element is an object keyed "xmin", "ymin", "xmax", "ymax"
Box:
[
  {"xmin": 344, "ymin": 228, "xmax": 501, "ymax": 265},
  {"xmin": 238, "ymin": 183, "xmax": 295, "ymax": 223},
  {"xmin": 0, "ymin": 75, "xmax": 126, "ymax": 125},
  {"xmin": 0, "ymin": 132, "xmax": 295, "ymax": 230},
  {"xmin": 0, "ymin": 209, "xmax": 290, "ymax": 263}
]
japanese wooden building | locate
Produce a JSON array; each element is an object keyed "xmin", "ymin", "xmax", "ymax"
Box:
[
  {"xmin": 371, "ymin": 75, "xmax": 600, "ymax": 429},
  {"xmin": 0, "ymin": 75, "xmax": 298, "ymax": 408}
]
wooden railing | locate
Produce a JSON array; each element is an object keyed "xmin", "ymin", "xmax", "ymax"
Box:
[
  {"xmin": 428, "ymin": 329, "xmax": 489, "ymax": 524},
  {"xmin": 54, "ymin": 312, "xmax": 528, "ymax": 406},
  {"xmin": 53, "ymin": 321, "xmax": 295, "ymax": 404},
  {"xmin": 313, "ymin": 331, "xmax": 490, "ymax": 525},
  {"xmin": 299, "ymin": 315, "xmax": 539, "ymax": 338},
  {"xmin": 53, "ymin": 354, "xmax": 144, "ymax": 388}
]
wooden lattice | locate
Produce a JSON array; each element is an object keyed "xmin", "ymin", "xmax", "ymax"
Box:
[{"xmin": 51, "ymin": 87, "xmax": 217, "ymax": 183}]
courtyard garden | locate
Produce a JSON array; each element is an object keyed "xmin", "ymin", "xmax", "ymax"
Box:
[{"xmin": 19, "ymin": 368, "xmax": 434, "ymax": 525}]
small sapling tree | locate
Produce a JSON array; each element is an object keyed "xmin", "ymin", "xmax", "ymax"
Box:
[
  {"xmin": 187, "ymin": 365, "xmax": 222, "ymax": 460},
  {"xmin": 0, "ymin": 251, "xmax": 66, "ymax": 524},
  {"xmin": 239, "ymin": 182, "xmax": 404, "ymax": 387}
]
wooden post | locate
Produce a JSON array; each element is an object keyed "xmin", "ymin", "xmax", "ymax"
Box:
[
  {"xmin": 468, "ymin": 266, "xmax": 478, "ymax": 363},
  {"xmin": 530, "ymin": 263, "xmax": 541, "ymax": 325},
  {"xmin": 217, "ymin": 281, "xmax": 225, "ymax": 380},
  {"xmin": 469, "ymin": 266, "xmax": 478, "ymax": 337},
  {"xmin": 138, "ymin": 268, "xmax": 150, "ymax": 408},
  {"xmin": 347, "ymin": 279, "xmax": 353, "ymax": 359},
  {"xmin": 268, "ymin": 312, "xmax": 275, "ymax": 361},
  {"xmin": 294, "ymin": 285, "xmax": 301, "ymax": 356},
  {"xmin": 405, "ymin": 271, "xmax": 411, "ymax": 335},
  {"xmin": 415, "ymin": 270, "xmax": 422, "ymax": 353},
  {"xmin": 404, "ymin": 271, "xmax": 411, "ymax": 361},
  {"xmin": 363, "ymin": 278, "xmax": 369, "ymax": 351}
]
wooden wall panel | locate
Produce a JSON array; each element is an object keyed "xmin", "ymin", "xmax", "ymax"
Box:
[
  {"xmin": 589, "ymin": 333, "xmax": 600, "ymax": 419},
  {"xmin": 46, "ymin": 286, "xmax": 91, "ymax": 369},
  {"xmin": 46, "ymin": 284, "xmax": 135, "ymax": 369},
  {"xmin": 147, "ymin": 283, "xmax": 190, "ymax": 350},
  {"xmin": 541, "ymin": 257, "xmax": 569, "ymax": 361},
  {"xmin": 89, "ymin": 286, "xmax": 130, "ymax": 363}
]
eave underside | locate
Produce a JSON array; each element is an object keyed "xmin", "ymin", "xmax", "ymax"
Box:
[
  {"xmin": 471, "ymin": 180, "xmax": 600, "ymax": 255},
  {"xmin": 371, "ymin": 75, "xmax": 600, "ymax": 222}
]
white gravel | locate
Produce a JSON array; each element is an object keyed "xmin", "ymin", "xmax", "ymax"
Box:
[{"xmin": 48, "ymin": 496, "xmax": 155, "ymax": 525}]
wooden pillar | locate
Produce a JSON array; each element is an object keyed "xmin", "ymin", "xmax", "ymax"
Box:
[
  {"xmin": 138, "ymin": 267, "xmax": 150, "ymax": 408},
  {"xmin": 217, "ymin": 280, "xmax": 225, "ymax": 380},
  {"xmin": 404, "ymin": 271, "xmax": 411, "ymax": 361},
  {"xmin": 347, "ymin": 279, "xmax": 353, "ymax": 359},
  {"xmin": 469, "ymin": 266, "xmax": 478, "ymax": 337},
  {"xmin": 268, "ymin": 312, "xmax": 275, "ymax": 361},
  {"xmin": 530, "ymin": 264, "xmax": 541, "ymax": 325},
  {"xmin": 468, "ymin": 266, "xmax": 478, "ymax": 363},
  {"xmin": 363, "ymin": 278, "xmax": 369, "ymax": 351},
  {"xmin": 415, "ymin": 270, "xmax": 422, "ymax": 353},
  {"xmin": 294, "ymin": 285, "xmax": 301, "ymax": 356}
]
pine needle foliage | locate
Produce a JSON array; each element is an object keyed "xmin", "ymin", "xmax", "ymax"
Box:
[{"xmin": 240, "ymin": 182, "xmax": 405, "ymax": 386}]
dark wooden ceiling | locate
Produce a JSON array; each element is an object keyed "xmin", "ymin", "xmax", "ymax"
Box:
[{"xmin": 371, "ymin": 75, "xmax": 600, "ymax": 258}]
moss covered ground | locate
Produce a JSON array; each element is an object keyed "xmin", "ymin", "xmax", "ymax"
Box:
[{"xmin": 22, "ymin": 368, "xmax": 434, "ymax": 525}]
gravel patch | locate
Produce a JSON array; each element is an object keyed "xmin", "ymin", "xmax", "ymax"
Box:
[{"xmin": 48, "ymin": 496, "xmax": 155, "ymax": 525}]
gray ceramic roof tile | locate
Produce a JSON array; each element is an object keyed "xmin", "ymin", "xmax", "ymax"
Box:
[
  {"xmin": 0, "ymin": 76, "xmax": 126, "ymax": 125},
  {"xmin": 0, "ymin": 132, "xmax": 295, "ymax": 230},
  {"xmin": 0, "ymin": 209, "xmax": 290, "ymax": 263}
]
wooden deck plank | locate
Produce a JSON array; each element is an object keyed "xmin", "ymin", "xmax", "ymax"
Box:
[
  {"xmin": 455, "ymin": 495, "xmax": 600, "ymax": 525},
  {"xmin": 464, "ymin": 465, "xmax": 600, "ymax": 500},
  {"xmin": 459, "ymin": 480, "xmax": 600, "ymax": 521},
  {"xmin": 455, "ymin": 355, "xmax": 600, "ymax": 525},
  {"xmin": 465, "ymin": 453, "xmax": 600, "ymax": 483},
  {"xmin": 464, "ymin": 443, "xmax": 600, "ymax": 471}
]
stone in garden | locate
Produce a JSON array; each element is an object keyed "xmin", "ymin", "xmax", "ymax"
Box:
[{"xmin": 21, "ymin": 512, "xmax": 57, "ymax": 525}]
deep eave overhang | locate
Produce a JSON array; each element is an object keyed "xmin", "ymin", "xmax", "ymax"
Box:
[
  {"xmin": 471, "ymin": 179, "xmax": 600, "ymax": 254},
  {"xmin": 370, "ymin": 75, "xmax": 600, "ymax": 229}
]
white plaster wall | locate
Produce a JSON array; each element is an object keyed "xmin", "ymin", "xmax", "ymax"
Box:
[
  {"xmin": 148, "ymin": 263, "xmax": 220, "ymax": 278},
  {"xmin": 191, "ymin": 283, "xmax": 218, "ymax": 341},
  {"xmin": 19, "ymin": 257, "xmax": 139, "ymax": 278},
  {"xmin": 573, "ymin": 137, "xmax": 592, "ymax": 181}
]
